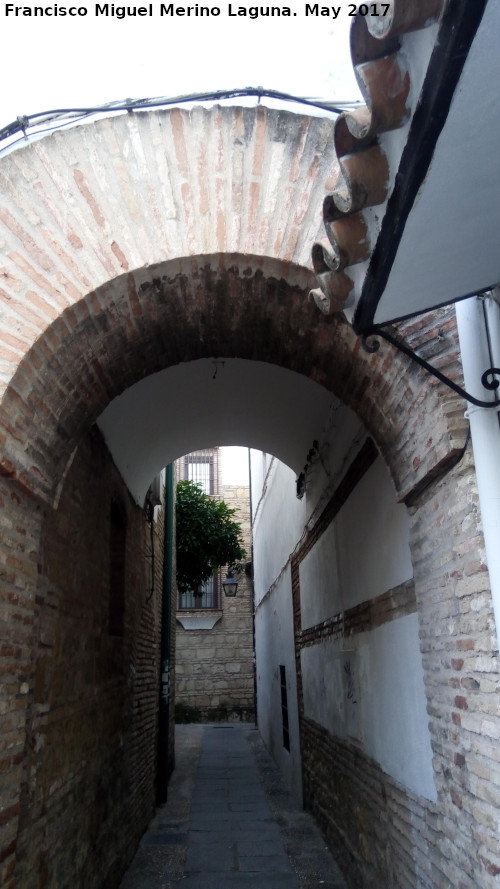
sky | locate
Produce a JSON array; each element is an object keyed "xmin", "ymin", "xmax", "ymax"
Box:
[
  {"xmin": 0, "ymin": 2, "xmax": 361, "ymax": 129},
  {"xmin": 221, "ymin": 447, "xmax": 249, "ymax": 485}
]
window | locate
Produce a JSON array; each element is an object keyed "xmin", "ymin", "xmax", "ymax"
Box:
[
  {"xmin": 177, "ymin": 448, "xmax": 221, "ymax": 611},
  {"xmin": 179, "ymin": 448, "xmax": 220, "ymax": 496},
  {"xmin": 178, "ymin": 572, "xmax": 220, "ymax": 610}
]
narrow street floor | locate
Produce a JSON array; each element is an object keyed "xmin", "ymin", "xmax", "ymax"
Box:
[{"xmin": 120, "ymin": 723, "xmax": 347, "ymax": 889}]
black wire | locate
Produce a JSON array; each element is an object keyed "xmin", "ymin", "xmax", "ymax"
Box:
[
  {"xmin": 0, "ymin": 86, "xmax": 361, "ymax": 146},
  {"xmin": 0, "ymin": 111, "xmax": 98, "ymax": 153},
  {"xmin": 459, "ymin": 424, "xmax": 471, "ymax": 462}
]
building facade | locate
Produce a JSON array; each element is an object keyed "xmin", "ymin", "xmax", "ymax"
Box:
[{"xmin": 175, "ymin": 448, "xmax": 255, "ymax": 724}]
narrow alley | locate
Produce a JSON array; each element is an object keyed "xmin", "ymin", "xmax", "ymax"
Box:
[
  {"xmin": 120, "ymin": 724, "xmax": 347, "ymax": 889},
  {"xmin": 3, "ymin": 4, "xmax": 500, "ymax": 888}
]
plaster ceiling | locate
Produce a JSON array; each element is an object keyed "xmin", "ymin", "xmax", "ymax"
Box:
[{"xmin": 97, "ymin": 359, "xmax": 337, "ymax": 505}]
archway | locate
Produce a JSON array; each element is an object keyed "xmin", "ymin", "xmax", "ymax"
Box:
[
  {"xmin": 1, "ymin": 253, "xmax": 458, "ymax": 507},
  {"xmin": 0, "ymin": 106, "xmax": 469, "ymax": 889}
]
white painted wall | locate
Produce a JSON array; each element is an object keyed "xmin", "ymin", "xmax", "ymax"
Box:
[
  {"xmin": 251, "ymin": 457, "xmax": 306, "ymax": 607},
  {"xmin": 301, "ymin": 615, "xmax": 436, "ymax": 801},
  {"xmin": 300, "ymin": 457, "xmax": 413, "ymax": 628},
  {"xmin": 252, "ymin": 433, "xmax": 436, "ymax": 805},
  {"xmin": 254, "ymin": 568, "xmax": 302, "ymax": 803},
  {"xmin": 250, "ymin": 403, "xmax": 366, "ymax": 609},
  {"xmin": 300, "ymin": 402, "xmax": 366, "ymax": 523}
]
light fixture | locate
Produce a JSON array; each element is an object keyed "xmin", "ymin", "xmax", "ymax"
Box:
[{"xmin": 222, "ymin": 567, "xmax": 238, "ymax": 597}]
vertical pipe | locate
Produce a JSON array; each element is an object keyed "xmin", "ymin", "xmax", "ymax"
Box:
[
  {"xmin": 157, "ymin": 463, "xmax": 174, "ymax": 804},
  {"xmin": 484, "ymin": 290, "xmax": 500, "ymax": 371},
  {"xmin": 455, "ymin": 296, "xmax": 500, "ymax": 651},
  {"xmin": 247, "ymin": 447, "xmax": 258, "ymax": 726}
]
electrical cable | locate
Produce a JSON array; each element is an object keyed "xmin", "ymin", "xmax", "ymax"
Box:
[
  {"xmin": 0, "ymin": 85, "xmax": 361, "ymax": 152},
  {"xmin": 0, "ymin": 111, "xmax": 99, "ymax": 154}
]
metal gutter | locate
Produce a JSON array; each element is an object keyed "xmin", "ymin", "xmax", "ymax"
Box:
[{"xmin": 157, "ymin": 463, "xmax": 175, "ymax": 804}]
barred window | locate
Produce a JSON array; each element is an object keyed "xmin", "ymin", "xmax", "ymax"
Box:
[
  {"xmin": 177, "ymin": 448, "xmax": 221, "ymax": 610},
  {"xmin": 178, "ymin": 572, "xmax": 220, "ymax": 610},
  {"xmin": 179, "ymin": 448, "xmax": 220, "ymax": 496}
]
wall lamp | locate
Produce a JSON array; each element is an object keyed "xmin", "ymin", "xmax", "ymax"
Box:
[{"xmin": 222, "ymin": 567, "xmax": 238, "ymax": 597}]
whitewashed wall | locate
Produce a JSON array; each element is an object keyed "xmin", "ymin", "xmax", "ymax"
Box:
[
  {"xmin": 300, "ymin": 615, "xmax": 436, "ymax": 800},
  {"xmin": 251, "ymin": 432, "xmax": 436, "ymax": 805},
  {"xmin": 251, "ymin": 455, "xmax": 306, "ymax": 606},
  {"xmin": 300, "ymin": 458, "xmax": 413, "ymax": 626},
  {"xmin": 254, "ymin": 568, "xmax": 302, "ymax": 802}
]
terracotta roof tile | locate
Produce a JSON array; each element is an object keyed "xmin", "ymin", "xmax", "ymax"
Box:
[{"xmin": 311, "ymin": 0, "xmax": 446, "ymax": 316}]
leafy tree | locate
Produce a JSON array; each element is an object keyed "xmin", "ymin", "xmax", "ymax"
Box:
[{"xmin": 176, "ymin": 480, "xmax": 247, "ymax": 595}]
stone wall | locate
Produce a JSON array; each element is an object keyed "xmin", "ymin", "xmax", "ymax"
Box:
[
  {"xmin": 5, "ymin": 428, "xmax": 170, "ymax": 889},
  {"xmin": 175, "ymin": 482, "xmax": 255, "ymax": 723}
]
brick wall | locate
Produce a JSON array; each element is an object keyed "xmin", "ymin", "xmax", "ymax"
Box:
[
  {"xmin": 4, "ymin": 427, "xmax": 169, "ymax": 889},
  {"xmin": 0, "ymin": 476, "xmax": 42, "ymax": 889},
  {"xmin": 409, "ymin": 450, "xmax": 500, "ymax": 888},
  {"xmin": 175, "ymin": 482, "xmax": 255, "ymax": 723},
  {"xmin": 300, "ymin": 717, "xmax": 438, "ymax": 888}
]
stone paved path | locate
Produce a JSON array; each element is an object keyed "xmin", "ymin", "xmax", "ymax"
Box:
[{"xmin": 120, "ymin": 724, "xmax": 347, "ymax": 889}]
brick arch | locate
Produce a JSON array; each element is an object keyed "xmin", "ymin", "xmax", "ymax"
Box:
[
  {"xmin": 0, "ymin": 103, "xmax": 336, "ymax": 501},
  {"xmin": 0, "ymin": 105, "xmax": 464, "ymax": 505},
  {"xmin": 0, "ymin": 103, "xmax": 473, "ymax": 889},
  {"xmin": 0, "ymin": 103, "xmax": 337, "ymax": 393},
  {"xmin": 1, "ymin": 252, "xmax": 461, "ymax": 507}
]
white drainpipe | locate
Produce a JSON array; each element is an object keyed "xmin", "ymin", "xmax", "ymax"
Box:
[{"xmin": 455, "ymin": 294, "xmax": 500, "ymax": 651}]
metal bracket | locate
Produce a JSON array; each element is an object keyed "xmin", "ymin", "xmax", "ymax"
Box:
[{"xmin": 362, "ymin": 327, "xmax": 500, "ymax": 409}]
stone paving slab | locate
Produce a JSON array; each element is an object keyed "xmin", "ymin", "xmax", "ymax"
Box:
[
  {"xmin": 238, "ymin": 855, "xmax": 293, "ymax": 873},
  {"xmin": 120, "ymin": 723, "xmax": 348, "ymax": 889},
  {"xmin": 188, "ymin": 817, "xmax": 235, "ymax": 831},
  {"xmin": 186, "ymin": 841, "xmax": 236, "ymax": 871},
  {"xmin": 175, "ymin": 873, "xmax": 299, "ymax": 889},
  {"xmin": 237, "ymin": 839, "xmax": 291, "ymax": 858},
  {"xmin": 183, "ymin": 725, "xmax": 295, "ymax": 883}
]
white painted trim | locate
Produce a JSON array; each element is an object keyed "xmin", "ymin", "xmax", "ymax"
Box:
[{"xmin": 176, "ymin": 612, "xmax": 222, "ymax": 631}]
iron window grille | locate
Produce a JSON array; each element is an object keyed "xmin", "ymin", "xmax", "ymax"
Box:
[
  {"xmin": 178, "ymin": 571, "xmax": 220, "ymax": 610},
  {"xmin": 177, "ymin": 447, "xmax": 221, "ymax": 610}
]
